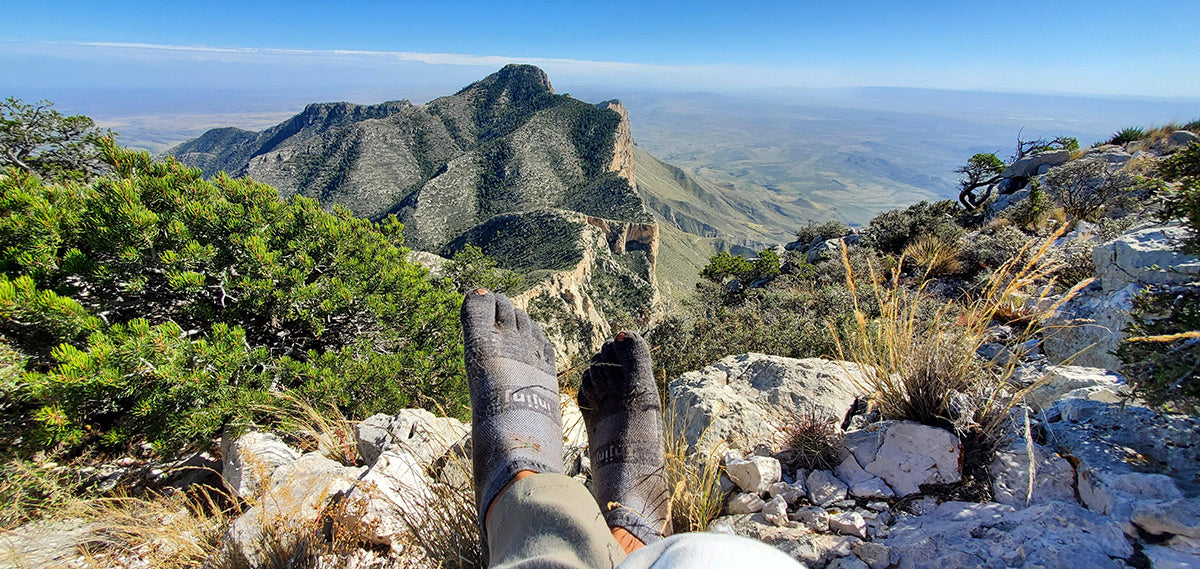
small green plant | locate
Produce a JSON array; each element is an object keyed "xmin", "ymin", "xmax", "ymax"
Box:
[
  {"xmin": 665, "ymin": 413, "xmax": 725, "ymax": 533},
  {"xmin": 902, "ymin": 234, "xmax": 962, "ymax": 278},
  {"xmin": 956, "ymin": 153, "xmax": 1004, "ymax": 211},
  {"xmin": 1109, "ymin": 127, "xmax": 1146, "ymax": 145},
  {"xmin": 1158, "ymin": 142, "xmax": 1200, "ymax": 252}
]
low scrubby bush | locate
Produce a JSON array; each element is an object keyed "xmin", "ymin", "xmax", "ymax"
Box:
[
  {"xmin": 864, "ymin": 200, "xmax": 965, "ymax": 255},
  {"xmin": 793, "ymin": 219, "xmax": 849, "ymax": 249},
  {"xmin": 1042, "ymin": 157, "xmax": 1134, "ymax": 220}
]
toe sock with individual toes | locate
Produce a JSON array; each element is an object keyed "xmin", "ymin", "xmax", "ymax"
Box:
[
  {"xmin": 578, "ymin": 331, "xmax": 673, "ymax": 545},
  {"xmin": 461, "ymin": 290, "xmax": 564, "ymax": 538}
]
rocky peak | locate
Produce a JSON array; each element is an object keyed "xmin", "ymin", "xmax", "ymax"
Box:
[{"xmin": 599, "ymin": 100, "xmax": 636, "ymax": 184}]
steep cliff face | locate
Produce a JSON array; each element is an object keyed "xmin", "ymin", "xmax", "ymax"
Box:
[{"xmin": 169, "ymin": 65, "xmax": 664, "ymax": 361}]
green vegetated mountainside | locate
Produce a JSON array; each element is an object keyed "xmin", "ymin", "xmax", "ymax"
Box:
[
  {"xmin": 168, "ymin": 66, "xmax": 672, "ymax": 361},
  {"xmin": 167, "ymin": 64, "xmax": 803, "ymax": 345}
]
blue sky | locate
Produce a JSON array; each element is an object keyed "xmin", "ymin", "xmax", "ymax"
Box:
[{"xmin": 3, "ymin": 0, "xmax": 1200, "ymax": 97}]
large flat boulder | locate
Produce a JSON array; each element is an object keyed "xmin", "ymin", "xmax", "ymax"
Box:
[
  {"xmin": 1001, "ymin": 150, "xmax": 1071, "ymax": 179},
  {"xmin": 883, "ymin": 501, "xmax": 1132, "ymax": 569},
  {"xmin": 667, "ymin": 354, "xmax": 866, "ymax": 455},
  {"xmin": 1044, "ymin": 224, "xmax": 1200, "ymax": 370}
]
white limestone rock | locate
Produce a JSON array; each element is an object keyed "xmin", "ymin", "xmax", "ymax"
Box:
[
  {"xmin": 1002, "ymin": 149, "xmax": 1071, "ymax": 178},
  {"xmin": 768, "ymin": 480, "xmax": 807, "ymax": 506},
  {"xmin": 355, "ymin": 408, "xmax": 468, "ymax": 466},
  {"xmin": 1022, "ymin": 366, "xmax": 1127, "ymax": 412},
  {"xmin": 225, "ymin": 453, "xmax": 363, "ymax": 566},
  {"xmin": 718, "ymin": 513, "xmax": 857, "ymax": 567},
  {"xmin": 863, "ymin": 422, "xmax": 961, "ymax": 497},
  {"xmin": 221, "ymin": 431, "xmax": 301, "ymax": 499},
  {"xmin": 827, "ymin": 555, "xmax": 870, "ymax": 569},
  {"xmin": 726, "ymin": 455, "xmax": 782, "ymax": 495},
  {"xmin": 336, "ymin": 451, "xmax": 435, "ymax": 548},
  {"xmin": 792, "ymin": 505, "xmax": 831, "ymax": 532},
  {"xmin": 882, "ymin": 501, "xmax": 1132, "ymax": 569},
  {"xmin": 836, "ymin": 455, "xmax": 894, "ymax": 499},
  {"xmin": 668, "ymin": 354, "xmax": 866, "ymax": 455},
  {"xmin": 852, "ymin": 541, "xmax": 893, "ymax": 569},
  {"xmin": 762, "ymin": 495, "xmax": 790, "ymax": 527},
  {"xmin": 1132, "ymin": 498, "xmax": 1200, "ymax": 539},
  {"xmin": 989, "ymin": 439, "xmax": 1076, "ymax": 508},
  {"xmin": 728, "ymin": 492, "xmax": 767, "ymax": 514},
  {"xmin": 807, "ymin": 469, "xmax": 849, "ymax": 507},
  {"xmin": 829, "ymin": 511, "xmax": 868, "ymax": 539}
]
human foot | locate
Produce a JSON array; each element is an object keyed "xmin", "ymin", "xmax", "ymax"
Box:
[
  {"xmin": 577, "ymin": 331, "xmax": 672, "ymax": 545},
  {"xmin": 461, "ymin": 290, "xmax": 563, "ymax": 534}
]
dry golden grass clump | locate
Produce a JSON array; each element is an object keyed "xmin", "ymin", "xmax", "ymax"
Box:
[
  {"xmin": 902, "ymin": 234, "xmax": 962, "ymax": 278},
  {"xmin": 664, "ymin": 415, "xmax": 725, "ymax": 534},
  {"xmin": 832, "ymin": 225, "xmax": 1092, "ymax": 494}
]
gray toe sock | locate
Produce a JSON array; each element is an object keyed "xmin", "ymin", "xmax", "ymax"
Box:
[
  {"xmin": 461, "ymin": 290, "xmax": 563, "ymax": 537},
  {"xmin": 578, "ymin": 331, "xmax": 672, "ymax": 544}
]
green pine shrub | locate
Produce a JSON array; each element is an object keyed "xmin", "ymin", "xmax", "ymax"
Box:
[{"xmin": 0, "ymin": 141, "xmax": 466, "ymax": 455}]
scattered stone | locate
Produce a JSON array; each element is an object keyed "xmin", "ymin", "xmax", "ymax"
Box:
[
  {"xmin": 989, "ymin": 439, "xmax": 1076, "ymax": 507},
  {"xmin": 829, "ymin": 511, "xmax": 868, "ymax": 539},
  {"xmin": 1132, "ymin": 498, "xmax": 1200, "ymax": 538},
  {"xmin": 768, "ymin": 480, "xmax": 807, "ymax": 505},
  {"xmin": 853, "ymin": 541, "xmax": 893, "ymax": 569},
  {"xmin": 827, "ymin": 555, "xmax": 870, "ymax": 569},
  {"xmin": 863, "ymin": 422, "xmax": 962, "ymax": 497},
  {"xmin": 883, "ymin": 501, "xmax": 1132, "ymax": 569},
  {"xmin": 841, "ymin": 423, "xmax": 889, "ymax": 468},
  {"xmin": 866, "ymin": 501, "xmax": 889, "ymax": 512},
  {"xmin": 221, "ymin": 431, "xmax": 300, "ymax": 498},
  {"xmin": 354, "ymin": 408, "xmax": 468, "ymax": 466},
  {"xmin": 728, "ymin": 492, "xmax": 767, "ymax": 514},
  {"xmin": 727, "ymin": 455, "xmax": 782, "ymax": 495},
  {"xmin": 762, "ymin": 495, "xmax": 790, "ymax": 527},
  {"xmin": 792, "ymin": 505, "xmax": 831, "ymax": 532},
  {"xmin": 719, "ymin": 514, "xmax": 858, "ymax": 567},
  {"xmin": 807, "ymin": 469, "xmax": 849, "ymax": 507},
  {"xmin": 668, "ymin": 354, "xmax": 866, "ymax": 455}
]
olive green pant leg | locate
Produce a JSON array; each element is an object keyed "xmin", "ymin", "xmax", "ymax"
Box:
[{"xmin": 488, "ymin": 473, "xmax": 628, "ymax": 569}]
